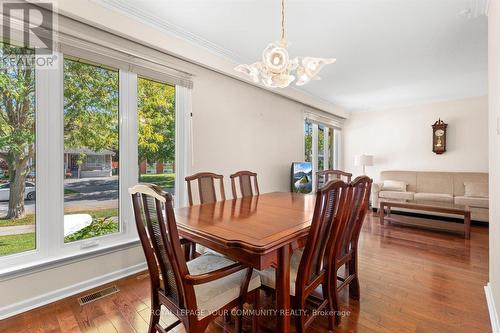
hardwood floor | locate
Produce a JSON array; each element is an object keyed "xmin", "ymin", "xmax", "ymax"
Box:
[{"xmin": 0, "ymin": 213, "xmax": 491, "ymax": 333}]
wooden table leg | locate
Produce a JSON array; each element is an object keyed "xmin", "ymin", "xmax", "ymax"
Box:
[
  {"xmin": 379, "ymin": 202, "xmax": 385, "ymax": 225},
  {"xmin": 276, "ymin": 246, "xmax": 291, "ymax": 333},
  {"xmin": 464, "ymin": 211, "xmax": 471, "ymax": 239}
]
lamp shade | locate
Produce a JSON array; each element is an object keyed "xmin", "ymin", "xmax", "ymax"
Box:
[{"xmin": 355, "ymin": 154, "xmax": 374, "ymax": 167}]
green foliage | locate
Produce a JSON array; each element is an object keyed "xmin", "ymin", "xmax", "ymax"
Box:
[
  {"xmin": 138, "ymin": 78, "xmax": 175, "ymax": 164},
  {"xmin": 0, "ymin": 44, "xmax": 36, "ymax": 155},
  {"xmin": 64, "ymin": 216, "xmax": 119, "ymax": 242},
  {"xmin": 0, "ymin": 232, "xmax": 35, "ymax": 256},
  {"xmin": 139, "ymin": 173, "xmax": 175, "ymax": 189},
  {"xmin": 64, "ymin": 58, "xmax": 119, "ymax": 152},
  {"xmin": 304, "ymin": 122, "xmax": 312, "ymax": 162}
]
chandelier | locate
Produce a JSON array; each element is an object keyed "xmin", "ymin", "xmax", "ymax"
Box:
[{"xmin": 235, "ymin": 0, "xmax": 336, "ymax": 88}]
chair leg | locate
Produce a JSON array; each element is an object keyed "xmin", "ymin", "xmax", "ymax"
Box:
[
  {"xmin": 235, "ymin": 303, "xmax": 244, "ymax": 333},
  {"xmin": 322, "ymin": 282, "xmax": 335, "ymax": 332},
  {"xmin": 183, "ymin": 243, "xmax": 191, "ymax": 261},
  {"xmin": 149, "ymin": 294, "xmax": 161, "ymax": 333},
  {"xmin": 190, "ymin": 242, "xmax": 197, "ymax": 259},
  {"xmin": 329, "ymin": 274, "xmax": 341, "ymax": 326},
  {"xmin": 349, "ymin": 253, "xmax": 360, "ymax": 300},
  {"xmin": 252, "ymin": 290, "xmax": 260, "ymax": 333},
  {"xmin": 292, "ymin": 297, "xmax": 305, "ymax": 333}
]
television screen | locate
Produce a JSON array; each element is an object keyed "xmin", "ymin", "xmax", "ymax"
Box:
[{"xmin": 291, "ymin": 162, "xmax": 313, "ymax": 193}]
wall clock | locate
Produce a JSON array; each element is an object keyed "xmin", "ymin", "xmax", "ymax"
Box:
[{"xmin": 432, "ymin": 118, "xmax": 447, "ymax": 154}]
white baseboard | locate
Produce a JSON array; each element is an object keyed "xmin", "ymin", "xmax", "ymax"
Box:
[
  {"xmin": 0, "ymin": 262, "xmax": 147, "ymax": 320},
  {"xmin": 485, "ymin": 283, "xmax": 500, "ymax": 333}
]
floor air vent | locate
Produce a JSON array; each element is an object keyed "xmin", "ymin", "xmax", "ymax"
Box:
[{"xmin": 78, "ymin": 285, "xmax": 119, "ymax": 305}]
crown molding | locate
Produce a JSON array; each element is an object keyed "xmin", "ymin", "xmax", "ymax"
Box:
[{"xmin": 93, "ymin": 0, "xmax": 251, "ymax": 65}]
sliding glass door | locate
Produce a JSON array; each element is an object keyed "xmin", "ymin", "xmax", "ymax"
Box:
[{"xmin": 304, "ymin": 119, "xmax": 342, "ymax": 190}]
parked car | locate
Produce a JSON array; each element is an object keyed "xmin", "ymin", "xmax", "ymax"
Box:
[{"xmin": 0, "ymin": 182, "xmax": 36, "ymax": 201}]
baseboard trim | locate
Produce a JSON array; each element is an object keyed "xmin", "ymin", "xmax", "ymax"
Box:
[
  {"xmin": 485, "ymin": 283, "xmax": 500, "ymax": 333},
  {"xmin": 0, "ymin": 262, "xmax": 147, "ymax": 320}
]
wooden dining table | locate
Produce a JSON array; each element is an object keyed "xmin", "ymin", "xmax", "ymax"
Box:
[{"xmin": 175, "ymin": 192, "xmax": 316, "ymax": 333}]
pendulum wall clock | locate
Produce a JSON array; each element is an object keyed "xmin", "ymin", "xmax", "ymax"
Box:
[{"xmin": 432, "ymin": 118, "xmax": 447, "ymax": 154}]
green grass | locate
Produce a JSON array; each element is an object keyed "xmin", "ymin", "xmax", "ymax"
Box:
[
  {"xmin": 0, "ymin": 214, "xmax": 35, "ymax": 227},
  {"xmin": 0, "ymin": 209, "xmax": 120, "ymax": 256},
  {"xmin": 64, "ymin": 188, "xmax": 79, "ymax": 195},
  {"xmin": 139, "ymin": 173, "xmax": 175, "ymax": 189},
  {"xmin": 0, "ymin": 232, "xmax": 35, "ymax": 256}
]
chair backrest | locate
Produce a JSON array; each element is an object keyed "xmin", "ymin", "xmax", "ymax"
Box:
[
  {"xmin": 295, "ymin": 179, "xmax": 349, "ymax": 293},
  {"xmin": 341, "ymin": 176, "xmax": 372, "ymax": 254},
  {"xmin": 129, "ymin": 184, "xmax": 195, "ymax": 312},
  {"xmin": 316, "ymin": 170, "xmax": 352, "ymax": 189},
  {"xmin": 185, "ymin": 172, "xmax": 226, "ymax": 206},
  {"xmin": 230, "ymin": 171, "xmax": 259, "ymax": 198}
]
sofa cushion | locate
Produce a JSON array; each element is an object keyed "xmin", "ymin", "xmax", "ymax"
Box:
[
  {"xmin": 454, "ymin": 196, "xmax": 489, "ymax": 208},
  {"xmin": 379, "ymin": 191, "xmax": 414, "ymax": 201},
  {"xmin": 414, "ymin": 192, "xmax": 453, "ymax": 203},
  {"xmin": 464, "ymin": 182, "xmax": 489, "ymax": 198},
  {"xmin": 382, "ymin": 180, "xmax": 407, "ymax": 192}
]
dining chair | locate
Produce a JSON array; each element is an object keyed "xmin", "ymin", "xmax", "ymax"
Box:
[
  {"xmin": 333, "ymin": 176, "xmax": 372, "ymax": 317},
  {"xmin": 129, "ymin": 183, "xmax": 261, "ymax": 333},
  {"xmin": 258, "ymin": 179, "xmax": 350, "ymax": 332},
  {"xmin": 230, "ymin": 171, "xmax": 260, "ymax": 198},
  {"xmin": 185, "ymin": 172, "xmax": 226, "ymax": 258},
  {"xmin": 185, "ymin": 172, "xmax": 226, "ymax": 206},
  {"xmin": 316, "ymin": 170, "xmax": 352, "ymax": 190}
]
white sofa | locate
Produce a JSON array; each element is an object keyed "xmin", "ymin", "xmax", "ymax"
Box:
[{"xmin": 372, "ymin": 171, "xmax": 489, "ymax": 222}]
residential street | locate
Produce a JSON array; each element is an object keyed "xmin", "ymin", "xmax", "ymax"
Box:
[
  {"xmin": 0, "ymin": 176, "xmax": 118, "ymax": 217},
  {"xmin": 0, "ymin": 176, "xmax": 174, "ymax": 217}
]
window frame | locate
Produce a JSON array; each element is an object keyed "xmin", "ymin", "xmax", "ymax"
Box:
[
  {"xmin": 0, "ymin": 46, "xmax": 191, "ymax": 275},
  {"xmin": 304, "ymin": 117, "xmax": 343, "ymax": 192}
]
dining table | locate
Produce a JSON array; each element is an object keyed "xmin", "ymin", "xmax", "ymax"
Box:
[{"xmin": 175, "ymin": 191, "xmax": 316, "ymax": 333}]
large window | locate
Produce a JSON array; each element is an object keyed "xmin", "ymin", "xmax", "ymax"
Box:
[
  {"xmin": 137, "ymin": 77, "xmax": 176, "ymax": 195},
  {"xmin": 63, "ymin": 58, "xmax": 120, "ymax": 243},
  {"xmin": 0, "ymin": 19, "xmax": 192, "ymax": 272},
  {"xmin": 304, "ymin": 119, "xmax": 341, "ymax": 190},
  {"xmin": 0, "ymin": 42, "xmax": 36, "ymax": 257}
]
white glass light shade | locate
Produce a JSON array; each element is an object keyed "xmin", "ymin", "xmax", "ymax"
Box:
[{"xmin": 234, "ymin": 39, "xmax": 335, "ymax": 88}]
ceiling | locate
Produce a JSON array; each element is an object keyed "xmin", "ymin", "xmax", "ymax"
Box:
[{"xmin": 95, "ymin": 0, "xmax": 488, "ymax": 112}]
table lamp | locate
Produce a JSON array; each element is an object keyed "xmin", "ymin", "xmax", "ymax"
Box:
[{"xmin": 355, "ymin": 154, "xmax": 374, "ymax": 175}]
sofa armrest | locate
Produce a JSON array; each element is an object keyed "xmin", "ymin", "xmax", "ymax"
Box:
[
  {"xmin": 371, "ymin": 182, "xmax": 383, "ymax": 209},
  {"xmin": 372, "ymin": 182, "xmax": 383, "ymax": 193}
]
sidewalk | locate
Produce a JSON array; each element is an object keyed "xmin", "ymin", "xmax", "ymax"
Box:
[{"xmin": 0, "ymin": 225, "xmax": 35, "ymax": 236}]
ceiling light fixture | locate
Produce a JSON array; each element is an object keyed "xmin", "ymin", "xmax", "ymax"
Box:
[{"xmin": 234, "ymin": 0, "xmax": 336, "ymax": 88}]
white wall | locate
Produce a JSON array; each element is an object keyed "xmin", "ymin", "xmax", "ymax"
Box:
[
  {"xmin": 191, "ymin": 67, "xmax": 305, "ymax": 195},
  {"xmin": 343, "ymin": 96, "xmax": 488, "ymax": 181},
  {"xmin": 488, "ymin": 1, "xmax": 500, "ymax": 330}
]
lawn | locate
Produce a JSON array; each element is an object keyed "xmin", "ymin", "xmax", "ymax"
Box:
[
  {"xmin": 0, "ymin": 214, "xmax": 35, "ymax": 227},
  {"xmin": 0, "ymin": 208, "xmax": 120, "ymax": 256},
  {"xmin": 139, "ymin": 173, "xmax": 175, "ymax": 189},
  {"xmin": 0, "ymin": 233, "xmax": 35, "ymax": 256}
]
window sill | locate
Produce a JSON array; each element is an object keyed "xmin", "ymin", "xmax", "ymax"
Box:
[{"xmin": 0, "ymin": 238, "xmax": 141, "ymax": 282}]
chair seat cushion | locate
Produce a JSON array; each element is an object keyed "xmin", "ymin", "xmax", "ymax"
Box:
[
  {"xmin": 259, "ymin": 249, "xmax": 303, "ymax": 296},
  {"xmin": 379, "ymin": 191, "xmax": 414, "ymax": 201},
  {"xmin": 187, "ymin": 254, "xmax": 261, "ymax": 319},
  {"xmin": 414, "ymin": 192, "xmax": 453, "ymax": 203},
  {"xmin": 454, "ymin": 196, "xmax": 489, "ymax": 208}
]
